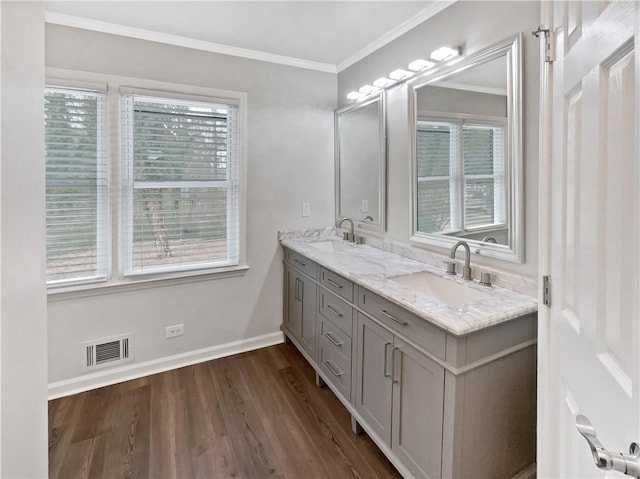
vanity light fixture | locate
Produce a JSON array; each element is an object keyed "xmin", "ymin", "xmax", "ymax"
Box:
[
  {"xmin": 346, "ymin": 46, "xmax": 462, "ymax": 100},
  {"xmin": 408, "ymin": 59, "xmax": 435, "ymax": 72},
  {"xmin": 430, "ymin": 46, "xmax": 460, "ymax": 62},
  {"xmin": 373, "ymin": 77, "xmax": 396, "ymax": 88},
  {"xmin": 389, "ymin": 69, "xmax": 414, "ymax": 81},
  {"xmin": 358, "ymin": 84, "xmax": 380, "ymax": 95}
]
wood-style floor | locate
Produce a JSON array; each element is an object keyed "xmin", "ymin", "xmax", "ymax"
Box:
[{"xmin": 48, "ymin": 343, "xmax": 401, "ymax": 479}]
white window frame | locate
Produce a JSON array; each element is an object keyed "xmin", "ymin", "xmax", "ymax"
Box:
[
  {"xmin": 45, "ymin": 68, "xmax": 248, "ymax": 297},
  {"xmin": 44, "ymin": 79, "xmax": 111, "ymax": 288},
  {"xmin": 416, "ymin": 115, "xmax": 507, "ymax": 235},
  {"xmin": 119, "ymin": 88, "xmax": 241, "ymax": 276}
]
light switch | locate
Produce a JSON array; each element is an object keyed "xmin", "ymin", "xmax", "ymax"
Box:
[
  {"xmin": 361, "ymin": 200, "xmax": 369, "ymax": 213},
  {"xmin": 302, "ymin": 202, "xmax": 310, "ymax": 217}
]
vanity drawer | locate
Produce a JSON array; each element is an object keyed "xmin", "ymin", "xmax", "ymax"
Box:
[
  {"xmin": 285, "ymin": 249, "xmax": 318, "ymax": 279},
  {"xmin": 358, "ymin": 288, "xmax": 446, "ymax": 360},
  {"xmin": 319, "ymin": 289, "xmax": 353, "ymax": 335},
  {"xmin": 319, "ymin": 324, "xmax": 352, "ymax": 400},
  {"xmin": 320, "ymin": 268, "xmax": 354, "ymax": 302},
  {"xmin": 319, "ymin": 316, "xmax": 352, "ymax": 361}
]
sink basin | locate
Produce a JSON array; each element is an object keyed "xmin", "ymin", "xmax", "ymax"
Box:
[
  {"xmin": 388, "ymin": 271, "xmax": 489, "ymax": 306},
  {"xmin": 307, "ymin": 239, "xmax": 354, "ymax": 253}
]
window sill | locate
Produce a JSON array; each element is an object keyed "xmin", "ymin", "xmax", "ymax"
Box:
[{"xmin": 47, "ymin": 264, "xmax": 250, "ymax": 302}]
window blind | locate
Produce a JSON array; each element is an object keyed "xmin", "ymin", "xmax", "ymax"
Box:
[
  {"xmin": 44, "ymin": 87, "xmax": 108, "ymax": 284},
  {"xmin": 120, "ymin": 93, "xmax": 239, "ymax": 275},
  {"xmin": 416, "ymin": 118, "xmax": 506, "ymax": 235},
  {"xmin": 417, "ymin": 122, "xmax": 455, "ymax": 233},
  {"xmin": 463, "ymin": 124, "xmax": 506, "ymax": 228}
]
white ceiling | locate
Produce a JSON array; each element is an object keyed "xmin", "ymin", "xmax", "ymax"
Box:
[{"xmin": 44, "ymin": 1, "xmax": 454, "ymax": 72}]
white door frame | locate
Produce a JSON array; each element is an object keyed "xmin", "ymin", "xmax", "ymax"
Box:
[{"xmin": 537, "ymin": 1, "xmax": 554, "ymax": 477}]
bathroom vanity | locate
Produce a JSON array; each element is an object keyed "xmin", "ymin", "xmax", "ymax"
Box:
[{"xmin": 281, "ymin": 234, "xmax": 537, "ymax": 479}]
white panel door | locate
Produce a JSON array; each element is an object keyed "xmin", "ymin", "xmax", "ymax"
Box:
[{"xmin": 540, "ymin": 1, "xmax": 639, "ymax": 477}]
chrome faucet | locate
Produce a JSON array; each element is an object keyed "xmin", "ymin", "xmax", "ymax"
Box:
[
  {"xmin": 337, "ymin": 216, "xmax": 355, "ymax": 242},
  {"xmin": 449, "ymin": 240, "xmax": 473, "ymax": 280}
]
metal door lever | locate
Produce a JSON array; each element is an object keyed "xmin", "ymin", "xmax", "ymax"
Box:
[{"xmin": 576, "ymin": 414, "xmax": 640, "ymax": 478}]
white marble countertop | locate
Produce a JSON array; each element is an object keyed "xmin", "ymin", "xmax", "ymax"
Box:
[{"xmin": 280, "ymin": 234, "xmax": 538, "ymax": 336}]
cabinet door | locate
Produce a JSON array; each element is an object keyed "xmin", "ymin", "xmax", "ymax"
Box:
[
  {"xmin": 286, "ymin": 266, "xmax": 302, "ymax": 339},
  {"xmin": 355, "ymin": 313, "xmax": 393, "ymax": 445},
  {"xmin": 298, "ymin": 274, "xmax": 317, "ymax": 359},
  {"xmin": 391, "ymin": 336, "xmax": 445, "ymax": 479}
]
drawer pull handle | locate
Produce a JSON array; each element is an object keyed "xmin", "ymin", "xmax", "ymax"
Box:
[
  {"xmin": 326, "ymin": 304, "xmax": 344, "ymax": 317},
  {"xmin": 324, "ymin": 360, "xmax": 344, "ymax": 377},
  {"xmin": 326, "ymin": 278, "xmax": 344, "ymax": 289},
  {"xmin": 293, "ymin": 258, "xmax": 306, "ymax": 267},
  {"xmin": 325, "ymin": 331, "xmax": 344, "ymax": 347},
  {"xmin": 380, "ymin": 309, "xmax": 408, "ymax": 326}
]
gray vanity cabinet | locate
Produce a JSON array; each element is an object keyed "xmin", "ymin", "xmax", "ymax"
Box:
[
  {"xmin": 355, "ymin": 312, "xmax": 445, "ymax": 478},
  {"xmin": 284, "ymin": 251, "xmax": 318, "ymax": 361},
  {"xmin": 282, "ymin": 246, "xmax": 536, "ymax": 479},
  {"xmin": 391, "ymin": 336, "xmax": 445, "ymax": 479},
  {"xmin": 355, "ymin": 313, "xmax": 394, "ymax": 444}
]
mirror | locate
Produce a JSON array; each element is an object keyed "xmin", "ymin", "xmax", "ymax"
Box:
[
  {"xmin": 409, "ymin": 34, "xmax": 523, "ymax": 262},
  {"xmin": 335, "ymin": 93, "xmax": 386, "ymax": 232}
]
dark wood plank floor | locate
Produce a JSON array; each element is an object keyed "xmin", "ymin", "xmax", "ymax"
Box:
[{"xmin": 49, "ymin": 343, "xmax": 401, "ymax": 479}]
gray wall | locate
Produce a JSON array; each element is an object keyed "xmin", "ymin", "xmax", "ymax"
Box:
[
  {"xmin": 416, "ymin": 85, "xmax": 507, "ymax": 118},
  {"xmin": 1, "ymin": 2, "xmax": 49, "ymax": 476},
  {"xmin": 46, "ymin": 24, "xmax": 337, "ymax": 384},
  {"xmin": 338, "ymin": 1, "xmax": 540, "ymax": 279}
]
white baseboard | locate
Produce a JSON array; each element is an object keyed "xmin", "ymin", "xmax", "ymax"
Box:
[{"xmin": 48, "ymin": 331, "xmax": 284, "ymax": 400}]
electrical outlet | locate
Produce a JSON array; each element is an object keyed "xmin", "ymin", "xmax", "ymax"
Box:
[
  {"xmin": 165, "ymin": 324, "xmax": 184, "ymax": 339},
  {"xmin": 302, "ymin": 202, "xmax": 310, "ymax": 217},
  {"xmin": 361, "ymin": 200, "xmax": 369, "ymax": 213}
]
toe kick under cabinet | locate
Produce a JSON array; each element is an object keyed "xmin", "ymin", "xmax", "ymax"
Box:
[{"xmin": 282, "ymin": 247, "xmax": 536, "ymax": 479}]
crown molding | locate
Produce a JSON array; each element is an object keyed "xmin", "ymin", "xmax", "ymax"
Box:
[
  {"xmin": 336, "ymin": 0, "xmax": 458, "ymax": 73},
  {"xmin": 44, "ymin": 12, "xmax": 338, "ymax": 74}
]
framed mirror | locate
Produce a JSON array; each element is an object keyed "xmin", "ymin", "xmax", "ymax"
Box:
[
  {"xmin": 409, "ymin": 34, "xmax": 523, "ymax": 262},
  {"xmin": 335, "ymin": 93, "xmax": 386, "ymax": 233}
]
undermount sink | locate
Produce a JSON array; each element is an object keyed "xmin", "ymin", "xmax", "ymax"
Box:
[
  {"xmin": 307, "ymin": 239, "xmax": 354, "ymax": 253},
  {"xmin": 388, "ymin": 271, "xmax": 489, "ymax": 306}
]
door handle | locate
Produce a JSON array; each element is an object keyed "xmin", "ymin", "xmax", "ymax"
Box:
[{"xmin": 576, "ymin": 414, "xmax": 640, "ymax": 478}]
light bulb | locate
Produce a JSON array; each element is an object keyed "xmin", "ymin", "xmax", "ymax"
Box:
[
  {"xmin": 389, "ymin": 69, "xmax": 413, "ymax": 81},
  {"xmin": 358, "ymin": 84, "xmax": 380, "ymax": 95},
  {"xmin": 408, "ymin": 59, "xmax": 435, "ymax": 72},
  {"xmin": 372, "ymin": 77, "xmax": 396, "ymax": 88},
  {"xmin": 346, "ymin": 91, "xmax": 363, "ymax": 101},
  {"xmin": 430, "ymin": 46, "xmax": 460, "ymax": 62}
]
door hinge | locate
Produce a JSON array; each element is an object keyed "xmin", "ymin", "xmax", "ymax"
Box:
[
  {"xmin": 532, "ymin": 25, "xmax": 555, "ymax": 63},
  {"xmin": 542, "ymin": 275, "xmax": 551, "ymax": 306}
]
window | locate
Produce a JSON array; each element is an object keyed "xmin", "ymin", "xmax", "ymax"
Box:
[
  {"xmin": 44, "ymin": 86, "xmax": 108, "ymax": 285},
  {"xmin": 45, "ymin": 76, "xmax": 245, "ymax": 290},
  {"xmin": 416, "ymin": 117, "xmax": 506, "ymax": 235},
  {"xmin": 120, "ymin": 92, "xmax": 240, "ymax": 275}
]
